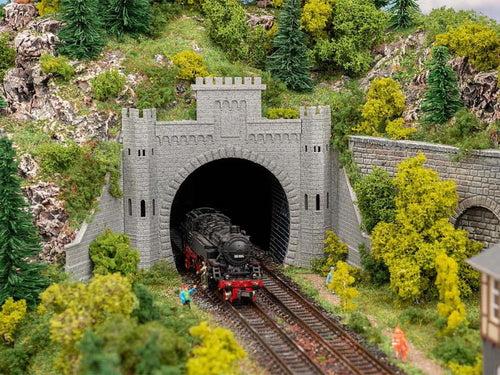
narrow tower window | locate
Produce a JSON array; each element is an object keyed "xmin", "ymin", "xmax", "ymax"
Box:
[
  {"xmin": 304, "ymin": 194, "xmax": 308, "ymax": 210},
  {"xmin": 140, "ymin": 200, "xmax": 146, "ymax": 217},
  {"xmin": 313, "ymin": 146, "xmax": 317, "ymax": 152},
  {"xmin": 305, "ymin": 145, "xmax": 308, "ymax": 152},
  {"xmin": 138, "ymin": 150, "xmax": 141, "ymax": 156},
  {"xmin": 327, "ymin": 192, "xmax": 329, "ymax": 209},
  {"xmin": 152, "ymin": 199, "xmax": 156, "ymax": 216},
  {"xmin": 128, "ymin": 199, "xmax": 132, "ymax": 216},
  {"xmin": 318, "ymin": 146, "xmax": 321, "ymax": 152},
  {"xmin": 152, "ymin": 148, "xmax": 154, "ymax": 155},
  {"xmin": 316, "ymin": 194, "xmax": 320, "ymax": 210},
  {"xmin": 142, "ymin": 149, "xmax": 146, "ymax": 156},
  {"xmin": 128, "ymin": 148, "xmax": 131, "ymax": 155}
]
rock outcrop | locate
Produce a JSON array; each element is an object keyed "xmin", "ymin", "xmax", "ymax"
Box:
[{"xmin": 0, "ymin": 3, "xmax": 37, "ymax": 32}]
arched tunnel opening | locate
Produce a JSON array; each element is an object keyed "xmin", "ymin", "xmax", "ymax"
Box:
[
  {"xmin": 170, "ymin": 158, "xmax": 290, "ymax": 269},
  {"xmin": 455, "ymin": 206, "xmax": 500, "ymax": 248}
]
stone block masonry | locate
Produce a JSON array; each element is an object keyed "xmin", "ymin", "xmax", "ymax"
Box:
[
  {"xmin": 349, "ymin": 136, "xmax": 500, "ymax": 248},
  {"xmin": 65, "ymin": 178, "xmax": 124, "ymax": 280}
]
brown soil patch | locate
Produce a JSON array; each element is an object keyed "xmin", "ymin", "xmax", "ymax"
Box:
[{"xmin": 300, "ymin": 273, "xmax": 445, "ymax": 375}]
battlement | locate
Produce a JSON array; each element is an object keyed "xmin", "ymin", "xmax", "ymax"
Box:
[
  {"xmin": 192, "ymin": 76, "xmax": 266, "ymax": 91},
  {"xmin": 300, "ymin": 106, "xmax": 331, "ymax": 119},
  {"xmin": 122, "ymin": 108, "xmax": 157, "ymax": 121}
]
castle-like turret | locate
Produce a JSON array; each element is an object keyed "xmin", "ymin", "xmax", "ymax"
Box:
[
  {"xmin": 299, "ymin": 106, "xmax": 333, "ymax": 265},
  {"xmin": 122, "ymin": 108, "xmax": 159, "ymax": 268}
]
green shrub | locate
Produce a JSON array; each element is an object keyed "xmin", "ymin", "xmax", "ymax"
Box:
[
  {"xmin": 261, "ymin": 73, "xmax": 287, "ymax": 110},
  {"xmin": 330, "ymin": 83, "xmax": 364, "ymax": 154},
  {"xmin": 202, "ymin": 0, "xmax": 249, "ymax": 60},
  {"xmin": 398, "ymin": 307, "xmax": 433, "ymax": 325},
  {"xmin": 354, "ymin": 166, "xmax": 397, "ymax": 233},
  {"xmin": 422, "ymin": 7, "xmax": 499, "ymax": 43},
  {"xmin": 266, "ymin": 107, "xmax": 300, "ymax": 119},
  {"xmin": 134, "ymin": 261, "xmax": 180, "ymax": 287},
  {"xmin": 36, "ymin": 0, "xmax": 61, "ymax": 16},
  {"xmin": 247, "ymin": 26, "xmax": 270, "ymax": 69},
  {"xmin": 0, "ymin": 95, "xmax": 7, "ymax": 110},
  {"xmin": 348, "ymin": 312, "xmax": 382, "ymax": 344},
  {"xmin": 36, "ymin": 140, "xmax": 122, "ymax": 226},
  {"xmin": 136, "ymin": 66, "xmax": 178, "ymax": 110},
  {"xmin": 91, "ymin": 69, "xmax": 126, "ymax": 101},
  {"xmin": 89, "ymin": 229, "xmax": 140, "ymax": 276},
  {"xmin": 359, "ymin": 243, "xmax": 390, "ymax": 285},
  {"xmin": 432, "ymin": 335, "xmax": 479, "ymax": 366},
  {"xmin": 436, "ymin": 22, "xmax": 500, "ymax": 71},
  {"xmin": 148, "ymin": 2, "xmax": 183, "ymax": 39},
  {"xmin": 131, "ymin": 284, "xmax": 161, "ymax": 324},
  {"xmin": 39, "ymin": 54, "xmax": 74, "ymax": 81},
  {"xmin": 313, "ymin": 231, "xmax": 349, "ymax": 275},
  {"xmin": 171, "ymin": 50, "xmax": 210, "ymax": 82},
  {"xmin": 0, "ymin": 33, "xmax": 15, "ymax": 83}
]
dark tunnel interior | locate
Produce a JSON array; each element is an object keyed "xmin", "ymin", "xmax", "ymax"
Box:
[{"xmin": 170, "ymin": 158, "xmax": 289, "ymax": 265}]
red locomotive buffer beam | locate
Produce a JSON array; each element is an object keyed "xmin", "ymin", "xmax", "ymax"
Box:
[
  {"xmin": 184, "ymin": 245, "xmax": 200, "ymax": 272},
  {"xmin": 219, "ymin": 280, "xmax": 264, "ymax": 303}
]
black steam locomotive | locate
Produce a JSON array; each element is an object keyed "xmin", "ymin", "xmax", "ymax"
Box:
[{"xmin": 180, "ymin": 207, "xmax": 263, "ymax": 302}]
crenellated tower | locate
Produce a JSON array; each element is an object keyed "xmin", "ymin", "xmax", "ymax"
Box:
[
  {"xmin": 121, "ymin": 108, "xmax": 159, "ymax": 268},
  {"xmin": 299, "ymin": 106, "xmax": 333, "ymax": 265}
]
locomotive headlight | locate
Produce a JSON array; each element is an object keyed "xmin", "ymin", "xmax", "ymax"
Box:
[
  {"xmin": 252, "ymin": 273, "xmax": 257, "ymax": 279},
  {"xmin": 225, "ymin": 274, "xmax": 230, "ymax": 280}
]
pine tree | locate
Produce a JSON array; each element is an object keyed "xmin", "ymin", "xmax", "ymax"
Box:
[
  {"xmin": 387, "ymin": 0, "xmax": 420, "ymax": 29},
  {"xmin": 101, "ymin": 0, "xmax": 151, "ymax": 39},
  {"xmin": 78, "ymin": 329, "xmax": 120, "ymax": 375},
  {"xmin": 420, "ymin": 46, "xmax": 462, "ymax": 129},
  {"xmin": 0, "ymin": 137, "xmax": 47, "ymax": 306},
  {"xmin": 267, "ymin": 0, "xmax": 312, "ymax": 92},
  {"xmin": 57, "ymin": 0, "xmax": 106, "ymax": 60}
]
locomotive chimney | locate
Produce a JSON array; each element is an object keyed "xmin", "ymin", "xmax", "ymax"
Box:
[{"xmin": 230, "ymin": 225, "xmax": 240, "ymax": 234}]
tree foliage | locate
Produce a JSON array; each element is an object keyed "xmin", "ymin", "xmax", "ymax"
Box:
[
  {"xmin": 39, "ymin": 54, "xmax": 74, "ymax": 81},
  {"xmin": 100, "ymin": 0, "xmax": 151, "ymax": 39},
  {"xmin": 267, "ymin": 0, "xmax": 312, "ymax": 91},
  {"xmin": 202, "ymin": 0, "xmax": 249, "ymax": 61},
  {"xmin": 0, "ymin": 94, "xmax": 7, "ymax": 109},
  {"xmin": 0, "ymin": 138, "xmax": 47, "ymax": 306},
  {"xmin": 77, "ymin": 329, "xmax": 120, "ymax": 375},
  {"xmin": 355, "ymin": 77, "xmax": 412, "ymax": 139},
  {"xmin": 435, "ymin": 253, "xmax": 466, "ymax": 331},
  {"xmin": 436, "ymin": 22, "xmax": 500, "ymax": 71},
  {"xmin": 371, "ymin": 153, "xmax": 482, "ymax": 302},
  {"xmin": 39, "ymin": 274, "xmax": 135, "ymax": 374},
  {"xmin": 57, "ymin": 0, "xmax": 106, "ymax": 60},
  {"xmin": 0, "ymin": 33, "xmax": 16, "ymax": 83},
  {"xmin": 421, "ymin": 46, "xmax": 462, "ymax": 129},
  {"xmin": 187, "ymin": 321, "xmax": 246, "ymax": 375},
  {"xmin": 387, "ymin": 0, "xmax": 420, "ymax": 29},
  {"xmin": 354, "ymin": 166, "xmax": 397, "ymax": 233},
  {"xmin": 90, "ymin": 69, "xmax": 126, "ymax": 101},
  {"xmin": 327, "ymin": 261, "xmax": 359, "ymax": 312},
  {"xmin": 89, "ymin": 229, "xmax": 140, "ymax": 276},
  {"xmin": 131, "ymin": 283, "xmax": 161, "ymax": 324},
  {"xmin": 0, "ymin": 298, "xmax": 27, "ymax": 345},
  {"xmin": 303, "ymin": 0, "xmax": 387, "ymax": 76}
]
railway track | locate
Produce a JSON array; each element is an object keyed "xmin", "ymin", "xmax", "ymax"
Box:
[
  {"xmin": 191, "ymin": 264, "xmax": 401, "ymax": 375},
  {"xmin": 259, "ymin": 264, "xmax": 398, "ymax": 375}
]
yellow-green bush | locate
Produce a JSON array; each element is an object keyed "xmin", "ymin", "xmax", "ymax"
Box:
[
  {"xmin": 171, "ymin": 50, "xmax": 210, "ymax": 82},
  {"xmin": 436, "ymin": 253, "xmax": 466, "ymax": 331},
  {"xmin": 436, "ymin": 22, "xmax": 500, "ymax": 71},
  {"xmin": 174, "ymin": 0, "xmax": 203, "ymax": 10},
  {"xmin": 448, "ymin": 355, "xmax": 482, "ymax": 375},
  {"xmin": 39, "ymin": 274, "xmax": 135, "ymax": 374},
  {"xmin": 187, "ymin": 321, "xmax": 246, "ymax": 375},
  {"xmin": 355, "ymin": 77, "xmax": 407, "ymax": 137},
  {"xmin": 301, "ymin": 0, "xmax": 335, "ymax": 39},
  {"xmin": 266, "ymin": 107, "xmax": 300, "ymax": 119},
  {"xmin": 36, "ymin": 0, "xmax": 61, "ymax": 16},
  {"xmin": 328, "ymin": 261, "xmax": 359, "ymax": 312},
  {"xmin": 371, "ymin": 153, "xmax": 482, "ymax": 302},
  {"xmin": 90, "ymin": 69, "xmax": 126, "ymax": 101},
  {"xmin": 0, "ymin": 298, "xmax": 27, "ymax": 345},
  {"xmin": 39, "ymin": 54, "xmax": 74, "ymax": 81}
]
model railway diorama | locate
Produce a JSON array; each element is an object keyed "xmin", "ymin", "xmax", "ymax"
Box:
[{"xmin": 180, "ymin": 207, "xmax": 263, "ymax": 303}]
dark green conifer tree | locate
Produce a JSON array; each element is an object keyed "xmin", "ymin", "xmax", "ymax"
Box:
[
  {"xmin": 421, "ymin": 46, "xmax": 462, "ymax": 129},
  {"xmin": 0, "ymin": 137, "xmax": 47, "ymax": 306},
  {"xmin": 267, "ymin": 0, "xmax": 312, "ymax": 92},
  {"xmin": 57, "ymin": 0, "xmax": 106, "ymax": 60},
  {"xmin": 101, "ymin": 0, "xmax": 151, "ymax": 39},
  {"xmin": 388, "ymin": 0, "xmax": 420, "ymax": 29}
]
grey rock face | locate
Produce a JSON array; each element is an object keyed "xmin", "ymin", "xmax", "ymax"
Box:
[
  {"xmin": 0, "ymin": 3, "xmax": 38, "ymax": 32},
  {"xmin": 14, "ymin": 30, "xmax": 59, "ymax": 69}
]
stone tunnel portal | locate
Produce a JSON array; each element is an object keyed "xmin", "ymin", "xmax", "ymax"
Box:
[{"xmin": 169, "ymin": 158, "xmax": 290, "ymax": 268}]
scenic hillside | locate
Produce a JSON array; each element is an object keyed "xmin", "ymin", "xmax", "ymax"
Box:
[{"xmin": 0, "ymin": 0, "xmax": 499, "ymax": 373}]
